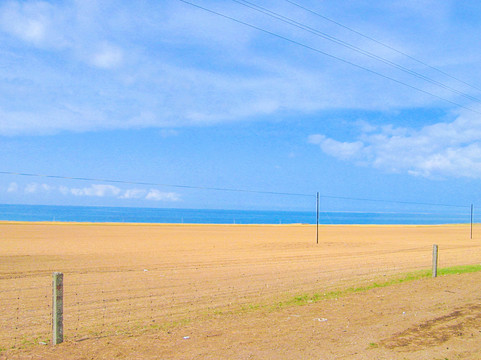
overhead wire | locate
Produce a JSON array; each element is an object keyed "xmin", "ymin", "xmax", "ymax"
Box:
[
  {"xmin": 316, "ymin": 194, "xmax": 468, "ymax": 209},
  {"xmin": 177, "ymin": 0, "xmax": 481, "ymax": 115},
  {"xmin": 1, "ymin": 0, "xmax": 475, "ymax": 212},
  {"xmin": 232, "ymin": 0, "xmax": 481, "ymax": 104},
  {"xmin": 0, "ymin": 170, "xmax": 470, "ymax": 208},
  {"xmin": 0, "ymin": 171, "xmax": 313, "ymax": 198},
  {"xmin": 284, "ymin": 0, "xmax": 481, "ymax": 93}
]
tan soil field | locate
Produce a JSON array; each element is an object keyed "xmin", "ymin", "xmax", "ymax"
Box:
[{"xmin": 1, "ymin": 222, "xmax": 481, "ymax": 359}]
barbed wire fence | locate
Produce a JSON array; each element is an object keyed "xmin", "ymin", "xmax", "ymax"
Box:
[
  {"xmin": 0, "ymin": 172, "xmax": 479, "ymax": 349},
  {"xmin": 0, "ymin": 277, "xmax": 51, "ymax": 349},
  {"xmin": 1, "ymin": 230, "xmax": 480, "ymax": 349},
  {"xmin": 1, "ymin": 240, "xmax": 480, "ymax": 349}
]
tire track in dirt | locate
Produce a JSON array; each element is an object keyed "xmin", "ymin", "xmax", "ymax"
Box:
[{"xmin": 380, "ymin": 303, "xmax": 481, "ymax": 351}]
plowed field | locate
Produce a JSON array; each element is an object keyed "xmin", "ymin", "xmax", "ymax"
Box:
[{"xmin": 1, "ymin": 222, "xmax": 480, "ymax": 359}]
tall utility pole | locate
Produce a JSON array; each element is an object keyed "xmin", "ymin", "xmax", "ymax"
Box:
[
  {"xmin": 316, "ymin": 192, "xmax": 319, "ymax": 244},
  {"xmin": 471, "ymin": 204, "xmax": 474, "ymax": 239}
]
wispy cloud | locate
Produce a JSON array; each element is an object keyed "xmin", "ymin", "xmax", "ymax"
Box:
[
  {"xmin": 70, "ymin": 184, "xmax": 122, "ymax": 197},
  {"xmin": 4, "ymin": 182, "xmax": 181, "ymax": 202},
  {"xmin": 145, "ymin": 189, "xmax": 180, "ymax": 202},
  {"xmin": 0, "ymin": 1, "xmax": 51, "ymax": 45},
  {"xmin": 1, "ymin": 1, "xmax": 481, "ymax": 135},
  {"xmin": 308, "ymin": 134, "xmax": 364, "ymax": 161},
  {"xmin": 309, "ymin": 108, "xmax": 481, "ymax": 178},
  {"xmin": 24, "ymin": 183, "xmax": 53, "ymax": 194},
  {"xmin": 119, "ymin": 188, "xmax": 147, "ymax": 200},
  {"xmin": 69, "ymin": 184, "xmax": 180, "ymax": 202},
  {"xmin": 7, "ymin": 182, "xmax": 18, "ymax": 193},
  {"xmin": 88, "ymin": 42, "xmax": 123, "ymax": 69}
]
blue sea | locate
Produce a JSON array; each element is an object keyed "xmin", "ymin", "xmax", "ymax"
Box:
[{"xmin": 0, "ymin": 204, "xmax": 472, "ymax": 225}]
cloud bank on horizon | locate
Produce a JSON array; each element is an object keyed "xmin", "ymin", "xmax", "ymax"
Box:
[
  {"xmin": 1, "ymin": 0, "xmax": 481, "ymax": 180},
  {"xmin": 6, "ymin": 182, "xmax": 181, "ymax": 202}
]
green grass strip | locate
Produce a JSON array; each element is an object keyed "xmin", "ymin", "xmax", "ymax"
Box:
[
  {"xmin": 275, "ymin": 264, "xmax": 481, "ymax": 309},
  {"xmin": 438, "ymin": 264, "xmax": 481, "ymax": 276}
]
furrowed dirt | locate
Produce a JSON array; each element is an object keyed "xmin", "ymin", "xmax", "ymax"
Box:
[{"xmin": 1, "ymin": 222, "xmax": 480, "ymax": 359}]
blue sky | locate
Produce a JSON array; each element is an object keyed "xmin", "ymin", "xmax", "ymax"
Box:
[{"xmin": 1, "ymin": 0, "xmax": 481, "ymax": 214}]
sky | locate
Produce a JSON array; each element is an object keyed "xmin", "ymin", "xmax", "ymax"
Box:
[{"xmin": 1, "ymin": 0, "xmax": 481, "ymax": 215}]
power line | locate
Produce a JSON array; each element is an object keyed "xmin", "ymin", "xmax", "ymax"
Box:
[
  {"xmin": 284, "ymin": 0, "xmax": 481, "ymax": 93},
  {"xmin": 232, "ymin": 0, "xmax": 481, "ymax": 104},
  {"xmin": 0, "ymin": 170, "xmax": 470, "ymax": 208},
  {"xmin": 177, "ymin": 0, "xmax": 481, "ymax": 115},
  {"xmin": 0, "ymin": 171, "xmax": 313, "ymax": 198},
  {"xmin": 317, "ymin": 194, "xmax": 468, "ymax": 209}
]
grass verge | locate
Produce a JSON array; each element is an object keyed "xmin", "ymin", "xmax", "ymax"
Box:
[
  {"xmin": 274, "ymin": 264, "xmax": 481, "ymax": 309},
  {"xmin": 6, "ymin": 264, "xmax": 481, "ymax": 351}
]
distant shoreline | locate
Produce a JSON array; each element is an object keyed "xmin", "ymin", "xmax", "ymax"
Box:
[
  {"xmin": 0, "ymin": 220, "xmax": 472, "ymax": 227},
  {"xmin": 0, "ymin": 204, "xmax": 470, "ymax": 225}
]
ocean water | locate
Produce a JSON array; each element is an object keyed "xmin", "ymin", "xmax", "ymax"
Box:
[{"xmin": 0, "ymin": 204, "xmax": 472, "ymax": 225}]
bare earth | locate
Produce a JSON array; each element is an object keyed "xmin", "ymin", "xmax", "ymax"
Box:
[{"xmin": 1, "ymin": 222, "xmax": 481, "ymax": 359}]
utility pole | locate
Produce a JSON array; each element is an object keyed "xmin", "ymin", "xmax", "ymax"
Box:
[{"xmin": 316, "ymin": 192, "xmax": 319, "ymax": 244}]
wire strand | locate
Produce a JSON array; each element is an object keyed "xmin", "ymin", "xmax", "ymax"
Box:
[
  {"xmin": 0, "ymin": 171, "xmax": 313, "ymax": 198},
  {"xmin": 0, "ymin": 170, "xmax": 470, "ymax": 209},
  {"xmin": 233, "ymin": 0, "xmax": 481, "ymax": 104},
  {"xmin": 177, "ymin": 0, "xmax": 481, "ymax": 115},
  {"xmin": 284, "ymin": 0, "xmax": 481, "ymax": 93}
]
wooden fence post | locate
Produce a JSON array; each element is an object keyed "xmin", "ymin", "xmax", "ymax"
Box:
[
  {"xmin": 432, "ymin": 245, "xmax": 438, "ymax": 278},
  {"xmin": 52, "ymin": 272, "xmax": 64, "ymax": 345}
]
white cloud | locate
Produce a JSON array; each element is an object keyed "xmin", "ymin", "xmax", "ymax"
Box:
[
  {"xmin": 0, "ymin": 0, "xmax": 72, "ymax": 50},
  {"xmin": 23, "ymin": 182, "xmax": 52, "ymax": 194},
  {"xmin": 24, "ymin": 183, "xmax": 38, "ymax": 194},
  {"xmin": 41, "ymin": 183, "xmax": 53, "ymax": 192},
  {"xmin": 59, "ymin": 184, "xmax": 180, "ymax": 202},
  {"xmin": 7, "ymin": 182, "xmax": 18, "ymax": 193},
  {"xmin": 0, "ymin": 1, "xmax": 49, "ymax": 44},
  {"xmin": 70, "ymin": 184, "xmax": 121, "ymax": 197},
  {"xmin": 3, "ymin": 180, "xmax": 182, "ymax": 203},
  {"xmin": 308, "ymin": 134, "xmax": 364, "ymax": 160},
  {"xmin": 310, "ymin": 108, "xmax": 481, "ymax": 178},
  {"xmin": 145, "ymin": 189, "xmax": 180, "ymax": 202},
  {"xmin": 89, "ymin": 43, "xmax": 123, "ymax": 69},
  {"xmin": 1, "ymin": 1, "xmax": 481, "ymax": 135},
  {"xmin": 0, "ymin": 1, "xmax": 124, "ymax": 69},
  {"xmin": 119, "ymin": 188, "xmax": 147, "ymax": 199},
  {"xmin": 59, "ymin": 186, "xmax": 70, "ymax": 195}
]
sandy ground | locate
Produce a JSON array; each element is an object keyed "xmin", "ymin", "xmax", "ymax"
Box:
[{"xmin": 0, "ymin": 222, "xmax": 480, "ymax": 359}]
